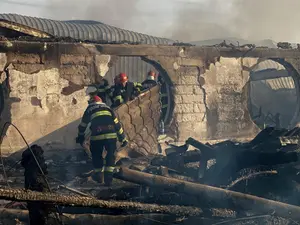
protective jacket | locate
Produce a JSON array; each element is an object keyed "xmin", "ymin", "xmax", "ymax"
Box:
[
  {"xmin": 108, "ymin": 84, "xmax": 121, "ymax": 107},
  {"xmin": 96, "ymin": 79, "xmax": 110, "ymax": 103},
  {"xmin": 112, "ymin": 81, "xmax": 142, "ymax": 107},
  {"xmin": 142, "ymin": 79, "xmax": 157, "ymax": 90},
  {"xmin": 77, "ymin": 102, "xmax": 126, "ymax": 143}
]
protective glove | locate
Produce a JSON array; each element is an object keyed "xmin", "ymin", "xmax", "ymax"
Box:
[
  {"xmin": 121, "ymin": 139, "xmax": 128, "ymax": 147},
  {"xmin": 76, "ymin": 136, "xmax": 85, "ymax": 146}
]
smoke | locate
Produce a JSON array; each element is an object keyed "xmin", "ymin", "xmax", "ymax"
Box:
[
  {"xmin": 228, "ymin": 0, "xmax": 300, "ymax": 42},
  {"xmin": 43, "ymin": 0, "xmax": 142, "ymax": 31},
  {"xmin": 167, "ymin": 0, "xmax": 237, "ymax": 41},
  {"xmin": 32, "ymin": 0, "xmax": 300, "ymax": 43},
  {"xmin": 169, "ymin": 0, "xmax": 300, "ymax": 43}
]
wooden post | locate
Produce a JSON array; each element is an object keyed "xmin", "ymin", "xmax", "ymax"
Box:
[
  {"xmin": 0, "ymin": 209, "xmax": 177, "ymax": 225},
  {"xmin": 0, "ymin": 188, "xmax": 202, "ymax": 216},
  {"xmin": 115, "ymin": 167, "xmax": 300, "ymax": 221}
]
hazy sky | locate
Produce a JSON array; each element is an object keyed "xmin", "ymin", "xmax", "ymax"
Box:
[{"xmin": 0, "ymin": 0, "xmax": 299, "ymax": 42}]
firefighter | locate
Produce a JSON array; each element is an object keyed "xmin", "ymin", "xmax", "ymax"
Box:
[
  {"xmin": 142, "ymin": 70, "xmax": 157, "ymax": 90},
  {"xmin": 21, "ymin": 145, "xmax": 52, "ymax": 225},
  {"xmin": 158, "ymin": 74, "xmax": 168, "ymax": 120},
  {"xmin": 112, "ymin": 73, "xmax": 142, "ymax": 107},
  {"xmin": 109, "ymin": 75, "xmax": 122, "ymax": 108},
  {"xmin": 96, "ymin": 76, "xmax": 110, "ymax": 103},
  {"xmin": 76, "ymin": 86, "xmax": 128, "ymax": 186}
]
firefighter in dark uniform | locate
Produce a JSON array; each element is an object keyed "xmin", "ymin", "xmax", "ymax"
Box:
[
  {"xmin": 142, "ymin": 70, "xmax": 157, "ymax": 90},
  {"xmin": 96, "ymin": 77, "xmax": 110, "ymax": 104},
  {"xmin": 21, "ymin": 144, "xmax": 52, "ymax": 225},
  {"xmin": 111, "ymin": 73, "xmax": 142, "ymax": 107},
  {"xmin": 76, "ymin": 86, "xmax": 128, "ymax": 186},
  {"xmin": 109, "ymin": 75, "xmax": 121, "ymax": 108},
  {"xmin": 158, "ymin": 74, "xmax": 168, "ymax": 120}
]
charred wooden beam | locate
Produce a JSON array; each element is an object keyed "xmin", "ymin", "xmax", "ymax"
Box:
[
  {"xmin": 0, "ymin": 188, "xmax": 202, "ymax": 216},
  {"xmin": 151, "ymin": 150, "xmax": 202, "ymax": 170},
  {"xmin": 185, "ymin": 138, "xmax": 216, "ymax": 178},
  {"xmin": 0, "ymin": 40, "xmax": 300, "ymax": 59},
  {"xmin": 186, "ymin": 138, "xmax": 215, "ymax": 158},
  {"xmin": 0, "ymin": 209, "xmax": 176, "ymax": 225},
  {"xmin": 236, "ymin": 151, "xmax": 298, "ymax": 169},
  {"xmin": 115, "ymin": 167, "xmax": 300, "ymax": 221}
]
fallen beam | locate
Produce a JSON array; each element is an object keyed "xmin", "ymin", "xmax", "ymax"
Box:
[
  {"xmin": 0, "ymin": 188, "xmax": 202, "ymax": 216},
  {"xmin": 0, "ymin": 209, "xmax": 176, "ymax": 225},
  {"xmin": 186, "ymin": 137, "xmax": 215, "ymax": 157},
  {"xmin": 151, "ymin": 150, "xmax": 202, "ymax": 171},
  {"xmin": 115, "ymin": 167, "xmax": 300, "ymax": 221}
]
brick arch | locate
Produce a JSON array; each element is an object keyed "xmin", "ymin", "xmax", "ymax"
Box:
[
  {"xmin": 271, "ymin": 59, "xmax": 300, "ymax": 127},
  {"xmin": 247, "ymin": 58, "xmax": 300, "ymax": 128},
  {"xmin": 141, "ymin": 56, "xmax": 175, "ymax": 126}
]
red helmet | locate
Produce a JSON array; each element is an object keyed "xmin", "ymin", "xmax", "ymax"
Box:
[
  {"xmin": 118, "ymin": 73, "xmax": 128, "ymax": 83},
  {"xmin": 93, "ymin": 95, "xmax": 102, "ymax": 102}
]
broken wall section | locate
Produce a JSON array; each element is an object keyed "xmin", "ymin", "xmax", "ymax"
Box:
[
  {"xmin": 0, "ymin": 53, "xmax": 110, "ymax": 154},
  {"xmin": 170, "ymin": 57, "xmax": 260, "ymax": 142},
  {"xmin": 203, "ymin": 57, "xmax": 259, "ymax": 140}
]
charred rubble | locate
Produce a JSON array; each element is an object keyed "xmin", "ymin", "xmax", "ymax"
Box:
[{"xmin": 1, "ymin": 127, "xmax": 300, "ymax": 224}]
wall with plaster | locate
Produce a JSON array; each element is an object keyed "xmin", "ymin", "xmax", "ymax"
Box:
[
  {"xmin": 0, "ymin": 53, "xmax": 109, "ymax": 154},
  {"xmin": 169, "ymin": 57, "xmax": 260, "ymax": 142}
]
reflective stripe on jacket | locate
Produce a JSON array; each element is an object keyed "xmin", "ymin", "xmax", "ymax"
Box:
[
  {"xmin": 77, "ymin": 102, "xmax": 126, "ymax": 142},
  {"xmin": 111, "ymin": 81, "xmax": 141, "ymax": 107}
]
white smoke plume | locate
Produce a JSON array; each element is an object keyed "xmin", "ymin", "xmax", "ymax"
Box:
[
  {"xmin": 4, "ymin": 0, "xmax": 298, "ymax": 43},
  {"xmin": 229, "ymin": 0, "xmax": 300, "ymax": 42},
  {"xmin": 43, "ymin": 0, "xmax": 142, "ymax": 32},
  {"xmin": 170, "ymin": 0, "xmax": 300, "ymax": 43}
]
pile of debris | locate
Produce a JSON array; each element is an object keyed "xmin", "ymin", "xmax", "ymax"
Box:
[{"xmin": 2, "ymin": 126, "xmax": 300, "ymax": 224}]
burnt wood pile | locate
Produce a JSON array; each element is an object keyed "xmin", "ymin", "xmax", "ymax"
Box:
[{"xmin": 1, "ymin": 127, "xmax": 300, "ymax": 224}]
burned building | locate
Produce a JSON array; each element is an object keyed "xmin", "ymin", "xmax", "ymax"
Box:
[
  {"xmin": 0, "ymin": 14, "xmax": 300, "ymax": 156},
  {"xmin": 0, "ymin": 14, "xmax": 172, "ymax": 154}
]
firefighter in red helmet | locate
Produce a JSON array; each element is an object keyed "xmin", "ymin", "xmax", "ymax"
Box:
[
  {"xmin": 76, "ymin": 85, "xmax": 128, "ymax": 186},
  {"xmin": 142, "ymin": 70, "xmax": 157, "ymax": 90},
  {"xmin": 111, "ymin": 73, "xmax": 142, "ymax": 107}
]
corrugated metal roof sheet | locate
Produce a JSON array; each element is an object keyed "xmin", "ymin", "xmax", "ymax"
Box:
[
  {"xmin": 0, "ymin": 14, "xmax": 165, "ymax": 83},
  {"xmin": 106, "ymin": 56, "xmax": 155, "ymax": 84},
  {"xmin": 265, "ymin": 77, "xmax": 295, "ymax": 90},
  {"xmin": 0, "ymin": 13, "xmax": 173, "ymax": 44},
  {"xmin": 250, "ymin": 59, "xmax": 296, "ymax": 90},
  {"xmin": 252, "ymin": 59, "xmax": 285, "ymax": 72}
]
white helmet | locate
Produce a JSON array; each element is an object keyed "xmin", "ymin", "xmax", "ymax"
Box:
[{"xmin": 85, "ymin": 86, "xmax": 97, "ymax": 96}]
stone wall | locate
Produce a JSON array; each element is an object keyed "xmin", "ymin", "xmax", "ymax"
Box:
[
  {"xmin": 170, "ymin": 57, "xmax": 260, "ymax": 142},
  {"xmin": 0, "ymin": 52, "xmax": 162, "ymax": 155},
  {"xmin": 1, "ymin": 42, "xmax": 297, "ymax": 154},
  {"xmin": 0, "ymin": 53, "xmax": 109, "ymax": 154},
  {"xmin": 0, "ymin": 53, "xmax": 263, "ymax": 153}
]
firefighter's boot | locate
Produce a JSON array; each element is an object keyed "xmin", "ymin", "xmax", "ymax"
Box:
[
  {"xmin": 91, "ymin": 171, "xmax": 104, "ymax": 184},
  {"xmin": 104, "ymin": 166, "xmax": 115, "ymax": 186},
  {"xmin": 104, "ymin": 172, "xmax": 113, "ymax": 186}
]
